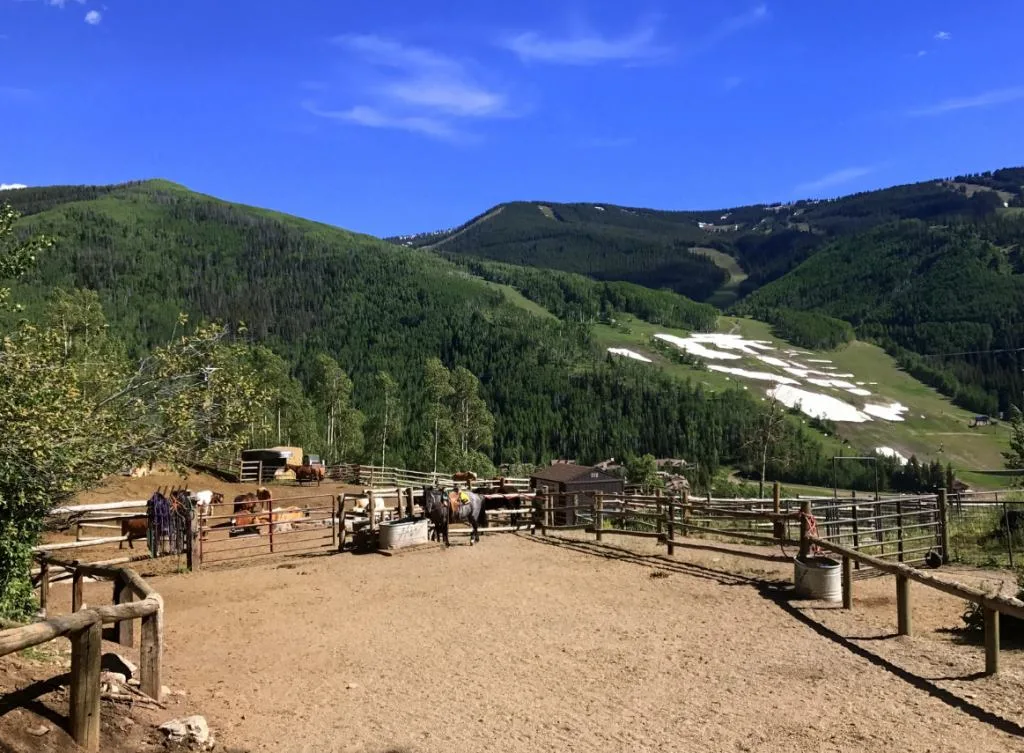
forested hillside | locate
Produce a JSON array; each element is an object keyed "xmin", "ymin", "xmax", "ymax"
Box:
[
  {"xmin": 2, "ymin": 179, "xmax": 884, "ymax": 490},
  {"xmin": 391, "ymin": 170, "xmax": 1022, "ymax": 303},
  {"xmin": 390, "ymin": 167, "xmax": 1024, "ymax": 418},
  {"xmin": 5, "ymin": 172, "xmax": 1021, "ymax": 490},
  {"xmin": 736, "ymin": 217, "xmax": 1024, "ymax": 416}
]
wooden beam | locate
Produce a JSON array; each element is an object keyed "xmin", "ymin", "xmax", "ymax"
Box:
[
  {"xmin": 0, "ymin": 610, "xmax": 97, "ymax": 656},
  {"xmin": 809, "ymin": 536, "xmax": 1024, "ymax": 622},
  {"xmin": 69, "ymin": 618, "xmax": 102, "ymax": 751},
  {"xmin": 34, "ymin": 535, "xmax": 128, "ymax": 552},
  {"xmin": 120, "ymin": 568, "xmax": 155, "ymax": 598}
]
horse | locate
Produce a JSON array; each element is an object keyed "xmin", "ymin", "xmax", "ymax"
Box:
[
  {"xmin": 421, "ymin": 487, "xmax": 486, "ymax": 546},
  {"xmin": 233, "ymin": 492, "xmax": 263, "ymax": 513},
  {"xmin": 289, "ymin": 464, "xmax": 324, "ymax": 487}
]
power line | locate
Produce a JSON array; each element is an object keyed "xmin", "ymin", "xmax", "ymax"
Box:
[{"xmin": 917, "ymin": 348, "xmax": 1024, "ymax": 358}]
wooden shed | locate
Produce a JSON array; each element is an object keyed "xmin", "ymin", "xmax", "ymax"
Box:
[{"xmin": 530, "ymin": 463, "xmax": 624, "ymax": 525}]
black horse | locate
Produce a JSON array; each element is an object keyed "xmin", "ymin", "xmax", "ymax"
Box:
[{"xmin": 422, "ymin": 486, "xmax": 486, "ymax": 546}]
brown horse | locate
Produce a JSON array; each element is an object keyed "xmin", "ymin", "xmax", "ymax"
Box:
[{"xmin": 289, "ymin": 464, "xmax": 324, "ymax": 487}]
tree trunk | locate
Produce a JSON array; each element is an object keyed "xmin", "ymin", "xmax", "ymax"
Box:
[
  {"xmin": 433, "ymin": 416, "xmax": 439, "ymax": 475},
  {"xmin": 760, "ymin": 443, "xmax": 768, "ymax": 499},
  {"xmin": 380, "ymin": 399, "xmax": 389, "ymax": 472}
]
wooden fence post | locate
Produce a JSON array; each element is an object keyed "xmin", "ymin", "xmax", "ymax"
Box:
[
  {"xmin": 72, "ymin": 568, "xmax": 84, "ymax": 613},
  {"xmin": 186, "ymin": 507, "xmax": 196, "ymax": 572},
  {"xmin": 594, "ymin": 492, "xmax": 603, "ymax": 542},
  {"xmin": 655, "ymin": 488, "xmax": 663, "ymax": 536},
  {"xmin": 772, "ymin": 482, "xmax": 784, "ymax": 539},
  {"xmin": 850, "ymin": 502, "xmax": 860, "ymax": 570},
  {"xmin": 337, "ymin": 495, "xmax": 347, "ymax": 552},
  {"xmin": 540, "ymin": 486, "xmax": 548, "ymax": 537},
  {"xmin": 896, "ymin": 574, "xmax": 912, "ymax": 636},
  {"xmin": 112, "ymin": 577, "xmax": 134, "ymax": 648},
  {"xmin": 682, "ymin": 488, "xmax": 690, "ymax": 533},
  {"xmin": 69, "ymin": 617, "xmax": 102, "ymax": 751},
  {"xmin": 937, "ymin": 488, "xmax": 951, "ymax": 564},
  {"xmin": 896, "ymin": 498, "xmax": 904, "ymax": 563},
  {"xmin": 666, "ymin": 496, "xmax": 675, "ymax": 555},
  {"xmin": 140, "ymin": 598, "xmax": 164, "ymax": 701},
  {"xmin": 842, "ymin": 556, "xmax": 853, "ymax": 609},
  {"xmin": 984, "ymin": 607, "xmax": 1000, "ymax": 675},
  {"xmin": 38, "ymin": 558, "xmax": 49, "ymax": 618},
  {"xmin": 571, "ymin": 493, "xmax": 579, "ymax": 528},
  {"xmin": 798, "ymin": 499, "xmax": 812, "ymax": 561}
]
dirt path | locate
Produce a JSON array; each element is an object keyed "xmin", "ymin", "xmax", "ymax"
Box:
[{"xmin": 128, "ymin": 532, "xmax": 1024, "ymax": 753}]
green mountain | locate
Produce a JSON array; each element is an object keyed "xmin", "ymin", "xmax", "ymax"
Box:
[
  {"xmin": 2, "ymin": 173, "xmax": 1017, "ymax": 489},
  {"xmin": 389, "ymin": 169, "xmax": 1024, "ymax": 306},
  {"xmin": 735, "ymin": 218, "xmax": 1024, "ymax": 417},
  {"xmin": 391, "ymin": 168, "xmax": 1024, "ymax": 418},
  {"xmin": 0, "ymin": 179, "xmax": 801, "ymax": 484}
]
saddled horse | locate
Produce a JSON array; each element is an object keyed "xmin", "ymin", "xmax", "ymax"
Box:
[{"xmin": 421, "ymin": 487, "xmax": 487, "ymax": 546}]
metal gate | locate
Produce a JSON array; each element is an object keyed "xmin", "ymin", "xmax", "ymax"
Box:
[
  {"xmin": 810, "ymin": 494, "xmax": 944, "ymax": 578},
  {"xmin": 195, "ymin": 493, "xmax": 338, "ymax": 567}
]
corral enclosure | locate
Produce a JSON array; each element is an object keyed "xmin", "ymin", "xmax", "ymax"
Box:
[
  {"xmin": 13, "ymin": 470, "xmax": 1024, "ymax": 752},
  {"xmin": 108, "ymin": 533, "xmax": 1024, "ymax": 753}
]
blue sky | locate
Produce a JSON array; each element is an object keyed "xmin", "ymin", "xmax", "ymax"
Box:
[{"xmin": 2, "ymin": 1, "xmax": 1023, "ymax": 236}]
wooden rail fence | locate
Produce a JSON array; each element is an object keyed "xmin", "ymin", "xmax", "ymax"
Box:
[
  {"xmin": 1, "ymin": 556, "xmax": 164, "ymax": 751},
  {"xmin": 809, "ymin": 534, "xmax": 1024, "ymax": 676},
  {"xmin": 327, "ymin": 464, "xmax": 531, "ymax": 492},
  {"xmin": 533, "ymin": 483, "xmax": 1020, "ymax": 675}
]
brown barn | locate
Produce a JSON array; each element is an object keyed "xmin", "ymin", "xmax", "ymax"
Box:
[{"xmin": 530, "ymin": 463, "xmax": 624, "ymax": 525}]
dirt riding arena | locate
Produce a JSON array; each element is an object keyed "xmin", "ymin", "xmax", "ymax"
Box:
[
  {"xmin": 18, "ymin": 527, "xmax": 1023, "ymax": 752},
  {"xmin": 9, "ymin": 469, "xmax": 1024, "ymax": 753}
]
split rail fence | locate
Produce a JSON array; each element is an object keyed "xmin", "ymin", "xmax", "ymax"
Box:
[
  {"xmin": 1, "ymin": 557, "xmax": 164, "ymax": 751},
  {"xmin": 533, "ymin": 483, "xmax": 1024, "ymax": 676}
]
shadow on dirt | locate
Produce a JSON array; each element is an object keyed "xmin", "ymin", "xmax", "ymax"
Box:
[{"xmin": 527, "ymin": 531, "xmax": 1024, "ymax": 740}]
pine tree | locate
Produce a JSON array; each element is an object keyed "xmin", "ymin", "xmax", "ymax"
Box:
[
  {"xmin": 422, "ymin": 358, "xmax": 455, "ymax": 474},
  {"xmin": 1005, "ymin": 406, "xmax": 1024, "ymax": 477}
]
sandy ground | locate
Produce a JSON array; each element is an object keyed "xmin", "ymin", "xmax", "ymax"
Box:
[{"xmin": 9, "ymin": 521, "xmax": 1024, "ymax": 752}]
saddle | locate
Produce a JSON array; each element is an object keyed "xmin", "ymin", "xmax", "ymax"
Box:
[{"xmin": 446, "ymin": 491, "xmax": 471, "ymax": 520}]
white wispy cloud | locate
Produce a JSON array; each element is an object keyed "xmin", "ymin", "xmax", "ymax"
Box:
[
  {"xmin": 689, "ymin": 4, "xmax": 769, "ymax": 57},
  {"xmin": 908, "ymin": 86, "xmax": 1024, "ymax": 117},
  {"xmin": 501, "ymin": 20, "xmax": 670, "ymax": 66},
  {"xmin": 795, "ymin": 166, "xmax": 874, "ymax": 194},
  {"xmin": 305, "ymin": 34, "xmax": 512, "ymax": 142},
  {"xmin": 724, "ymin": 75, "xmax": 744, "ymax": 90},
  {"xmin": 46, "ymin": 0, "xmax": 86, "ymax": 7},
  {"xmin": 0, "ymin": 184, "xmax": 28, "ymax": 191},
  {"xmin": 84, "ymin": 9, "xmax": 101, "ymax": 25},
  {"xmin": 302, "ymin": 102, "xmax": 460, "ymax": 141},
  {"xmin": 934, "ymin": 31, "xmax": 952, "ymax": 41},
  {"xmin": 501, "ymin": 6, "xmax": 769, "ymax": 67},
  {"xmin": 916, "ymin": 50, "xmax": 927, "ymax": 58}
]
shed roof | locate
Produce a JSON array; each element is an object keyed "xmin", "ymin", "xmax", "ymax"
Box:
[{"xmin": 530, "ymin": 463, "xmax": 616, "ymax": 484}]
